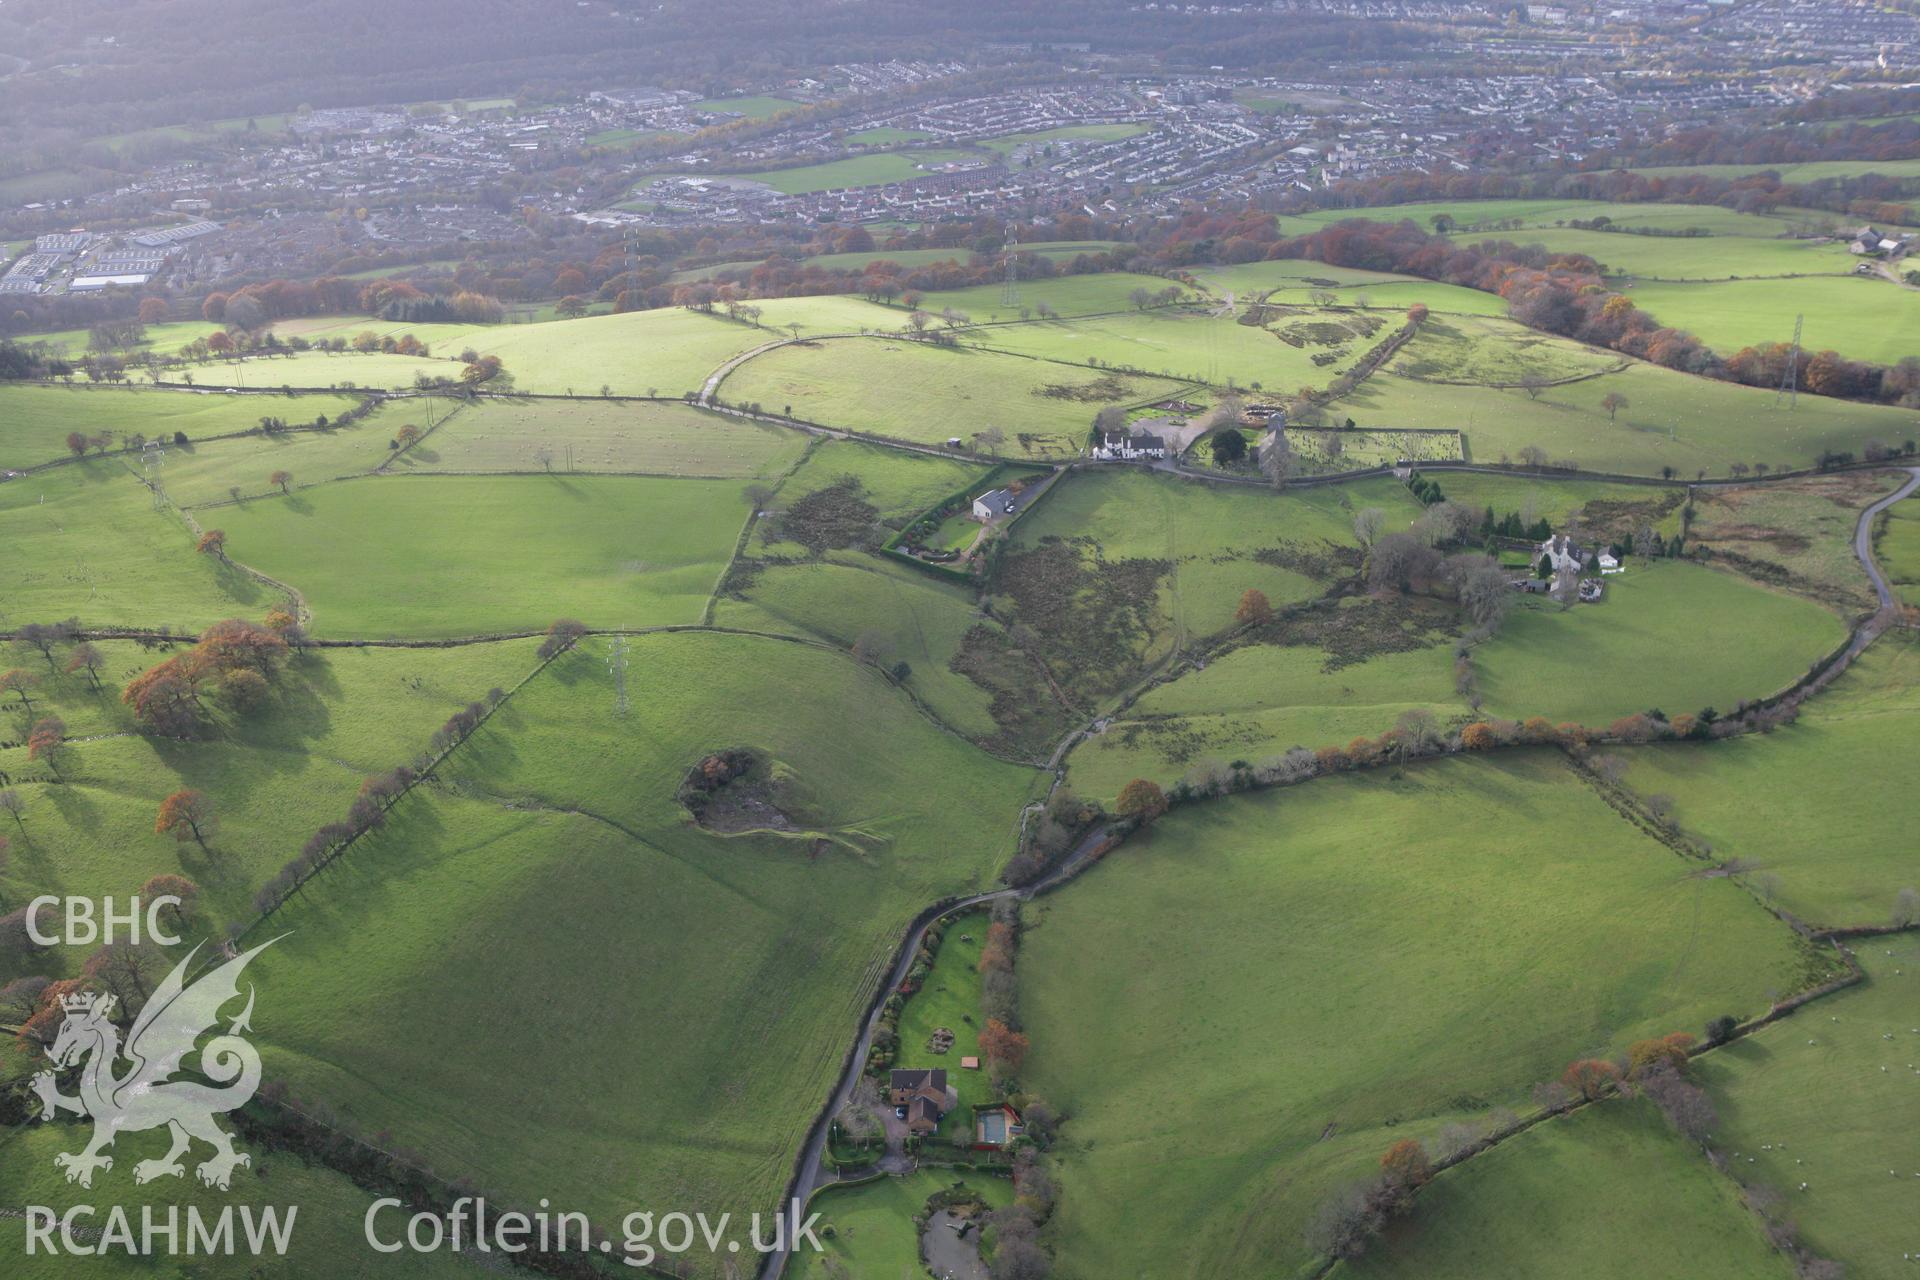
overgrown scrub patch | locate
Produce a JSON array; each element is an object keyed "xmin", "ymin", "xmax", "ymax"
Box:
[
  {"xmin": 777, "ymin": 475, "xmax": 882, "ymax": 553},
  {"xmin": 995, "ymin": 536, "xmax": 1171, "ymax": 699},
  {"xmin": 677, "ymin": 745, "xmax": 813, "ymax": 833},
  {"xmin": 1689, "ymin": 472, "xmax": 1905, "ymax": 611}
]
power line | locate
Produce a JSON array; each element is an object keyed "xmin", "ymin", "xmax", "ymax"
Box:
[{"xmin": 1774, "ymin": 313, "xmax": 1802, "ymax": 411}]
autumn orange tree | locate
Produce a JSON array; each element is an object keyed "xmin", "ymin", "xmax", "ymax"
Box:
[
  {"xmin": 269, "ymin": 470, "xmax": 293, "ymax": 493},
  {"xmin": 979, "ymin": 1017, "xmax": 1030, "ymax": 1071},
  {"xmin": 1561, "ymin": 1058, "xmax": 1620, "ymax": 1101},
  {"xmin": 138, "ymin": 874, "xmax": 200, "ymax": 933},
  {"xmin": 124, "ymin": 618, "xmax": 288, "ymax": 735},
  {"xmin": 195, "ymin": 529, "xmax": 227, "ymax": 557},
  {"xmin": 1628, "ymin": 1032, "xmax": 1696, "ymax": 1079},
  {"xmin": 155, "ymin": 790, "xmax": 216, "ymax": 851},
  {"xmin": 1115, "ymin": 778, "xmax": 1168, "ymax": 824},
  {"xmin": 1235, "ymin": 588, "xmax": 1273, "ymax": 627},
  {"xmin": 26, "ymin": 718, "xmax": 66, "ymax": 776},
  {"xmin": 1379, "ymin": 1138, "xmax": 1431, "ymax": 1189},
  {"xmin": 1458, "ymin": 722, "xmax": 1495, "ymax": 750},
  {"xmin": 978, "ymin": 921, "xmax": 1016, "ymax": 975}
]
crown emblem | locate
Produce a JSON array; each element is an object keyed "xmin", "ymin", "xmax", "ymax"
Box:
[{"xmin": 61, "ymin": 991, "xmax": 113, "ymax": 1015}]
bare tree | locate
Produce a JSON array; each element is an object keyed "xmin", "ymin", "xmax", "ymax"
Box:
[{"xmin": 1352, "ymin": 507, "xmax": 1386, "ymax": 548}]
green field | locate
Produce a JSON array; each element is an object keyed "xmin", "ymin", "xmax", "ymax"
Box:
[
  {"xmin": 220, "ymin": 474, "xmax": 748, "ymax": 637},
  {"xmin": 1066, "ymin": 612, "xmax": 1463, "ymax": 804},
  {"xmin": 0, "ymin": 1126, "xmax": 488, "ymax": 1279},
  {"xmin": 1616, "ymin": 631, "xmax": 1920, "ymax": 926},
  {"xmin": 0, "ymin": 384, "xmax": 362, "ymax": 470},
  {"xmin": 1021, "ymin": 751, "xmax": 1816, "ymax": 1280},
  {"xmin": 260, "ymin": 297, "xmax": 899, "ymax": 399},
  {"xmin": 249, "ymin": 632, "xmax": 1038, "ymax": 1270},
  {"xmin": 1390, "ymin": 314, "xmax": 1624, "ymax": 387},
  {"xmin": 0, "ymin": 641, "xmax": 540, "ymax": 968},
  {"xmin": 416, "ymin": 397, "xmax": 809, "ymax": 477},
  {"xmin": 1423, "ymin": 471, "xmax": 1687, "ymax": 539},
  {"xmin": 181, "ymin": 350, "xmax": 455, "ymax": 392},
  {"xmin": 1885, "ymin": 495, "xmax": 1920, "ymax": 605},
  {"xmin": 20, "ymin": 319, "xmax": 227, "ymax": 359},
  {"xmin": 0, "ymin": 463, "xmax": 272, "ymax": 630},
  {"xmin": 1473, "ymin": 560, "xmax": 1847, "ymax": 726},
  {"xmin": 715, "ymin": 554, "xmax": 1007, "ymax": 745},
  {"xmin": 769, "ymin": 437, "xmax": 989, "ymax": 526},
  {"xmin": 904, "ymin": 271, "xmax": 1196, "ymax": 321},
  {"xmin": 997, "ymin": 469, "xmax": 1423, "ymax": 700},
  {"xmin": 674, "ymin": 240, "xmax": 1126, "ymax": 283},
  {"xmin": 130, "ymin": 401, "xmax": 422, "ymax": 507},
  {"xmin": 1695, "ymin": 934, "xmax": 1920, "ymax": 1280},
  {"xmin": 693, "ymin": 94, "xmax": 803, "ymax": 119},
  {"xmin": 968, "ymin": 304, "xmax": 1378, "ymax": 391},
  {"xmin": 1509, "ymin": 227, "xmax": 1852, "ymax": 282},
  {"xmin": 1280, "ymin": 199, "xmax": 1797, "ymax": 238},
  {"xmin": 722, "ymin": 337, "xmax": 1193, "ymax": 457},
  {"xmin": 1340, "ymin": 1100, "xmax": 1793, "ymax": 1280},
  {"xmin": 1281, "ymin": 426, "xmax": 1464, "ymax": 474},
  {"xmin": 796, "ymin": 1169, "xmax": 1013, "ymax": 1279},
  {"xmin": 1335, "ymin": 363, "xmax": 1920, "ymax": 478},
  {"xmin": 734, "ymin": 150, "xmax": 984, "ymax": 194},
  {"xmin": 1624, "ymin": 158, "xmax": 1920, "ymax": 183},
  {"xmin": 1623, "ymin": 275, "xmax": 1920, "ymax": 367}
]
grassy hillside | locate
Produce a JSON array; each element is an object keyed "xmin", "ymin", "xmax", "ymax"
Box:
[
  {"xmin": 722, "ymin": 337, "xmax": 1192, "ymax": 457},
  {"xmin": 1339, "ymin": 1100, "xmax": 1793, "ymax": 1280},
  {"xmin": 0, "ymin": 640, "xmax": 541, "ymax": 983},
  {"xmin": 1335, "ymin": 365, "xmax": 1917, "ymax": 478},
  {"xmin": 1695, "ymin": 934, "xmax": 1920, "ymax": 1280},
  {"xmin": 0, "ymin": 385, "xmax": 362, "ymax": 471},
  {"xmin": 1626, "ymin": 275, "xmax": 1920, "ymax": 368},
  {"xmin": 1617, "ymin": 631, "xmax": 1920, "ymax": 925},
  {"xmin": 1472, "ymin": 560, "xmax": 1847, "ymax": 726},
  {"xmin": 1, "ymin": 463, "xmax": 270, "ymax": 630},
  {"xmin": 0, "ymin": 1126, "xmax": 489, "ymax": 1279},
  {"xmin": 220, "ymin": 474, "xmax": 747, "ymax": 637},
  {"xmin": 414, "ymin": 397, "xmax": 809, "ymax": 478},
  {"xmin": 967, "ymin": 304, "xmax": 1380, "ymax": 391},
  {"xmin": 1020, "ymin": 751, "xmax": 1817, "ymax": 1280},
  {"xmin": 1066, "ymin": 602, "xmax": 1465, "ymax": 804},
  {"xmin": 249, "ymin": 633, "xmax": 1038, "ymax": 1273}
]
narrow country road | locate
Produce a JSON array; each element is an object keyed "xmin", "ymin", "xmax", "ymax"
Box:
[
  {"xmin": 1854, "ymin": 466, "xmax": 1919, "ymax": 611},
  {"xmin": 757, "ymin": 822, "xmax": 1115, "ymax": 1280}
]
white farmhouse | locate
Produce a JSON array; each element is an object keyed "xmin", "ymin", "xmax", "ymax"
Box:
[{"xmin": 1091, "ymin": 429, "xmax": 1167, "ymax": 461}]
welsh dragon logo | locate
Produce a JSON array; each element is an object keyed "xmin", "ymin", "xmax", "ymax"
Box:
[{"xmin": 30, "ymin": 938, "xmax": 278, "ymax": 1191}]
